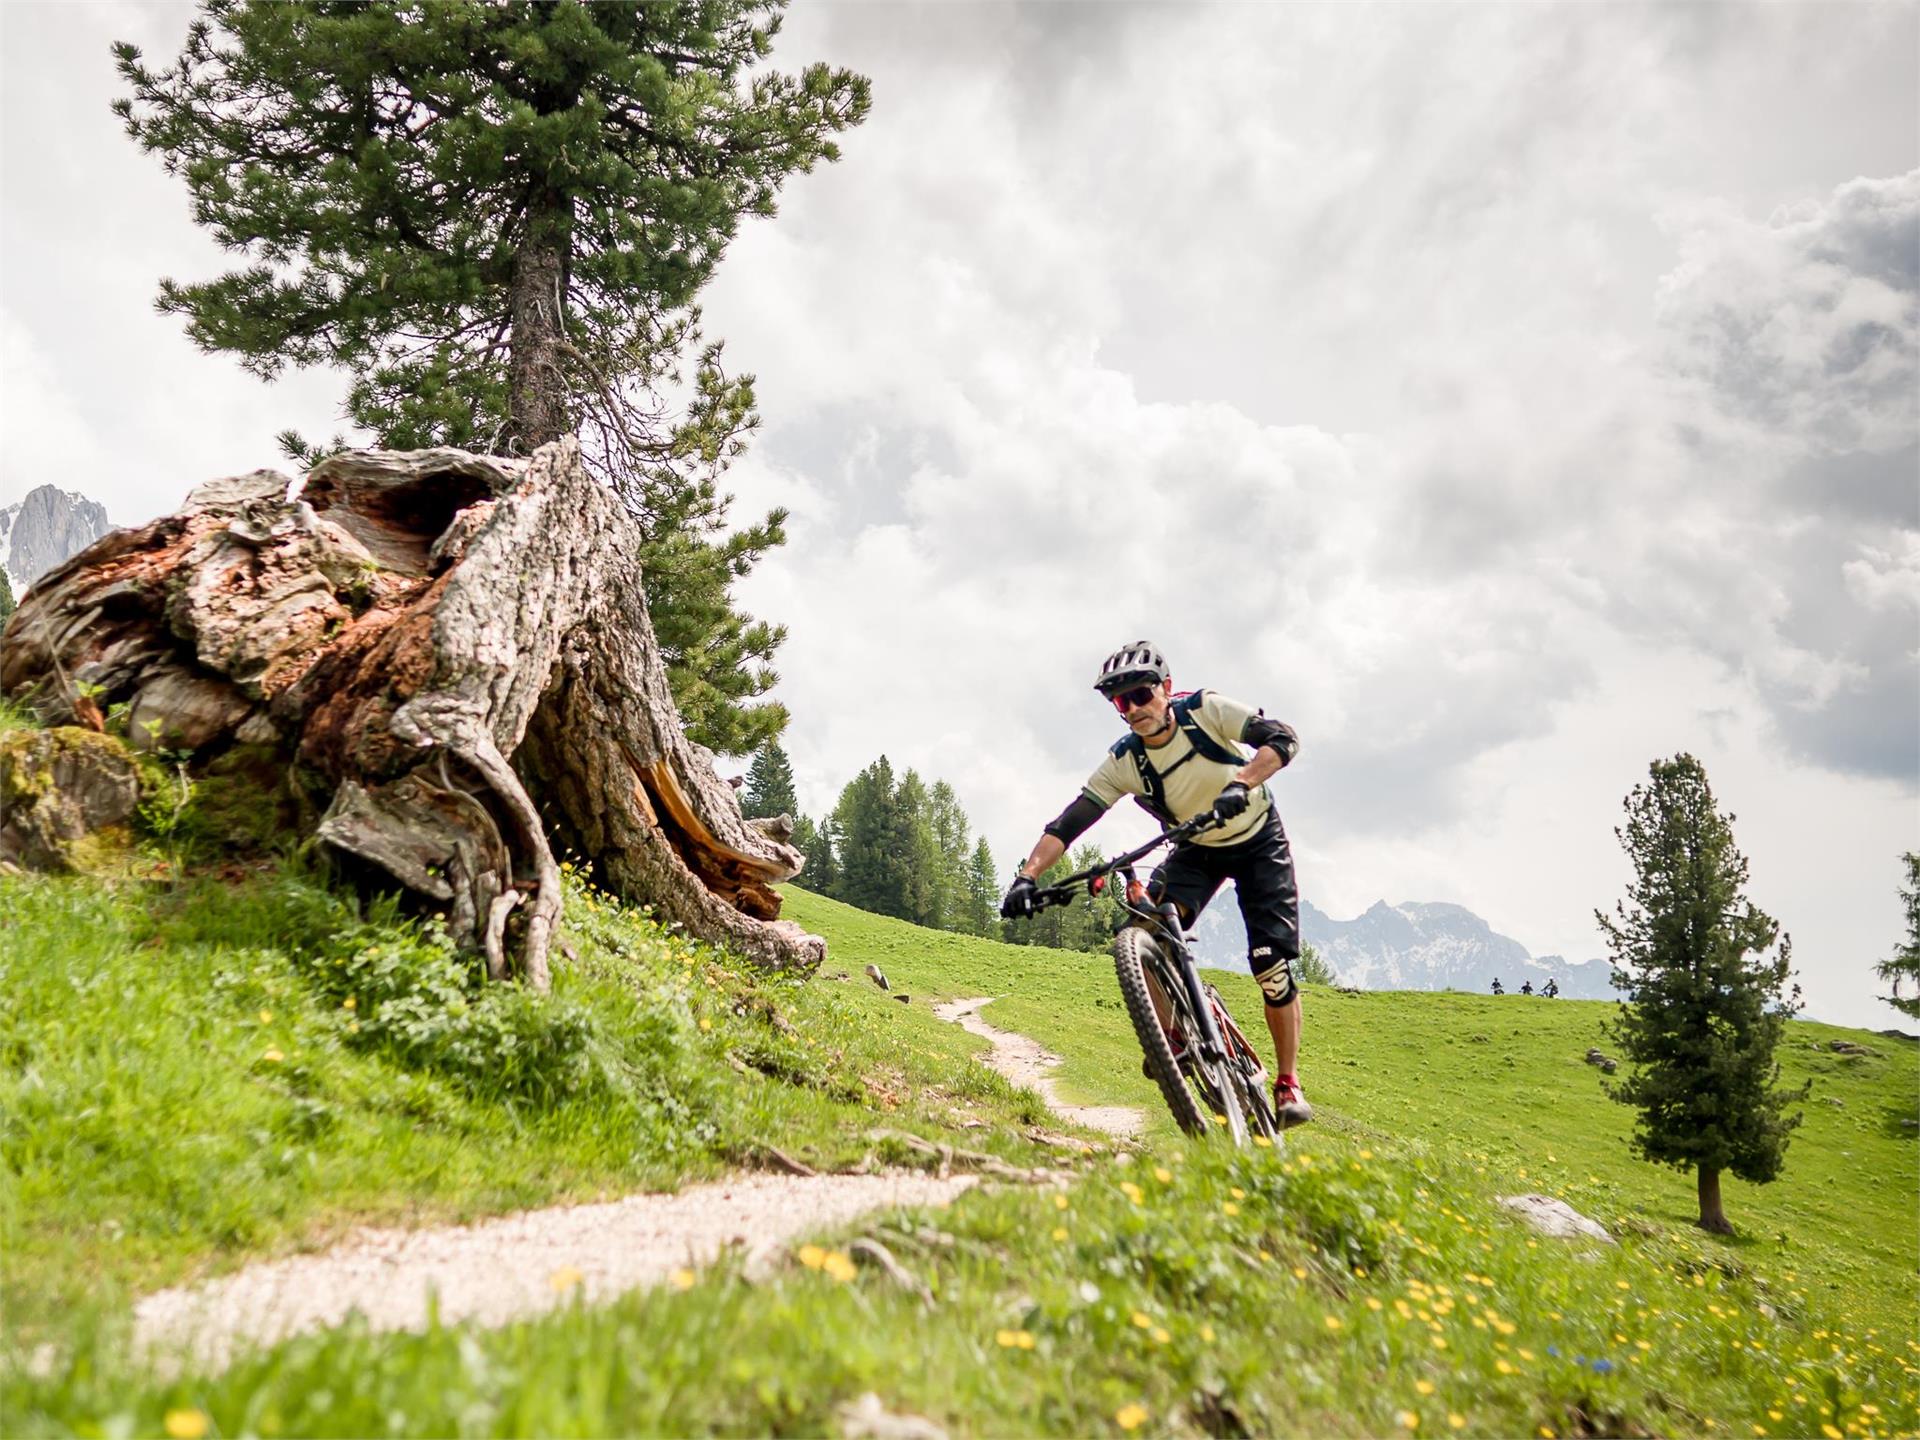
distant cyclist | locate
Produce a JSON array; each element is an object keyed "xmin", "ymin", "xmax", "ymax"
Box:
[{"xmin": 1001, "ymin": 641, "xmax": 1312, "ymax": 1128}]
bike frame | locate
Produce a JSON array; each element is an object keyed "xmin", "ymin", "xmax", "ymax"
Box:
[{"xmin": 1034, "ymin": 814, "xmax": 1234, "ymax": 1073}]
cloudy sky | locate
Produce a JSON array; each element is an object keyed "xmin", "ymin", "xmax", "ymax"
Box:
[{"xmin": 3, "ymin": 2, "xmax": 1915, "ymax": 1029}]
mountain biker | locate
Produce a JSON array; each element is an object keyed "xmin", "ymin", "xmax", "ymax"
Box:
[{"xmin": 1000, "ymin": 641, "xmax": 1312, "ymax": 1129}]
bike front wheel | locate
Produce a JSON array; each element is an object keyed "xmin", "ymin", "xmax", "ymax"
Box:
[{"xmin": 1114, "ymin": 926, "xmax": 1239, "ymax": 1139}]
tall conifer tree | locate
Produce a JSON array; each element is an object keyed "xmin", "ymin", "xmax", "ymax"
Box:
[
  {"xmin": 1598, "ymin": 754, "xmax": 1807, "ymax": 1235},
  {"xmin": 113, "ymin": 1, "xmax": 869, "ymax": 755}
]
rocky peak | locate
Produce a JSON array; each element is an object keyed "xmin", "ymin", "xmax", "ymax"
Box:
[{"xmin": 2, "ymin": 485, "xmax": 112, "ymax": 595}]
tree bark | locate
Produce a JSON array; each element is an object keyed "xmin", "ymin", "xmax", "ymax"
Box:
[
  {"xmin": 1696, "ymin": 1166, "xmax": 1734, "ymax": 1235},
  {"xmin": 0, "ymin": 440, "xmax": 823, "ymax": 986},
  {"xmin": 507, "ymin": 195, "xmax": 573, "ymax": 452}
]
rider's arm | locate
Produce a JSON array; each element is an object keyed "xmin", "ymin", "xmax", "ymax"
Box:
[
  {"xmin": 1241, "ymin": 713, "xmax": 1299, "ymax": 768},
  {"xmin": 1235, "ymin": 743, "xmax": 1287, "ymax": 790},
  {"xmin": 1018, "ymin": 833, "xmax": 1067, "ymax": 881},
  {"xmin": 1024, "ymin": 790, "xmax": 1109, "ymax": 877}
]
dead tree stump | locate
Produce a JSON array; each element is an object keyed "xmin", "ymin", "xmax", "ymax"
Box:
[{"xmin": 0, "ymin": 440, "xmax": 823, "ymax": 986}]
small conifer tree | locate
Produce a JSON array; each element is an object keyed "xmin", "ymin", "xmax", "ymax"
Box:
[
  {"xmin": 741, "ymin": 743, "xmax": 799, "ymax": 821},
  {"xmin": 0, "ymin": 568, "xmax": 13, "ymax": 625},
  {"xmin": 1598, "ymin": 753, "xmax": 1806, "ymax": 1235},
  {"xmin": 1874, "ymin": 852, "xmax": 1920, "ymax": 1019}
]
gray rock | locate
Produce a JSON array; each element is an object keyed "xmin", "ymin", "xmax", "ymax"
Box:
[
  {"xmin": 837, "ymin": 1392, "xmax": 947, "ymax": 1440},
  {"xmin": 0, "ymin": 726, "xmax": 141, "ymax": 870},
  {"xmin": 1497, "ymin": 1193, "xmax": 1615, "ymax": 1244}
]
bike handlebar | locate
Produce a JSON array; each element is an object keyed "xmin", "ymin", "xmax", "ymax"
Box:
[{"xmin": 1027, "ymin": 810, "xmax": 1226, "ymax": 913}]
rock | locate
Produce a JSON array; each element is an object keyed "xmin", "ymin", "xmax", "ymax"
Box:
[
  {"xmin": 1822, "ymin": 1096, "xmax": 1844, "ymax": 1107},
  {"xmin": 836, "ymin": 1393, "xmax": 948, "ymax": 1440},
  {"xmin": 1828, "ymin": 1040, "xmax": 1879, "ymax": 1057},
  {"xmin": 1497, "ymin": 1194, "xmax": 1615, "ymax": 1244},
  {"xmin": 1584, "ymin": 1048, "xmax": 1618, "ymax": 1074},
  {"xmin": 746, "ymin": 812, "xmax": 795, "ymax": 844},
  {"xmin": 865, "ymin": 963, "xmax": 890, "ymax": 991},
  {"xmin": 893, "ymin": 994, "xmax": 911, "ymax": 1004},
  {"xmin": 1467, "ymin": 1033, "xmax": 1490, "ymax": 1043},
  {"xmin": 0, "ymin": 726, "xmax": 142, "ymax": 871}
]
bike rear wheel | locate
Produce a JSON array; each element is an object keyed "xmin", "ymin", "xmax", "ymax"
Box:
[
  {"xmin": 1114, "ymin": 927, "xmax": 1242, "ymax": 1139},
  {"xmin": 1208, "ymin": 984, "xmax": 1280, "ymax": 1141}
]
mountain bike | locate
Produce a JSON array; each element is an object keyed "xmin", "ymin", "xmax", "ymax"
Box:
[{"xmin": 1024, "ymin": 814, "xmax": 1280, "ymax": 1146}]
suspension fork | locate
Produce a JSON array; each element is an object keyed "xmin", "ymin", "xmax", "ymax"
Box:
[{"xmin": 1150, "ymin": 899, "xmax": 1229, "ymax": 1064}]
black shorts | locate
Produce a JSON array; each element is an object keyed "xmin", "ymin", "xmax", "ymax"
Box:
[{"xmin": 1148, "ymin": 811, "xmax": 1300, "ymax": 971}]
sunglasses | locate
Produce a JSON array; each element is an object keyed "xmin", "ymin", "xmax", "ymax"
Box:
[{"xmin": 1109, "ymin": 684, "xmax": 1159, "ymax": 713}]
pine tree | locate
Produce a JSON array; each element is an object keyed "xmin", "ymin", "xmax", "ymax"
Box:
[
  {"xmin": 1598, "ymin": 753, "xmax": 1807, "ymax": 1236},
  {"xmin": 892, "ymin": 770, "xmax": 943, "ymax": 927},
  {"xmin": 1296, "ymin": 944, "xmax": 1335, "ymax": 987},
  {"xmin": 831, "ymin": 756, "xmax": 898, "ymax": 916},
  {"xmin": 790, "ymin": 813, "xmax": 836, "ymax": 892},
  {"xmin": 741, "ymin": 742, "xmax": 798, "ymax": 821},
  {"xmin": 963, "ymin": 836, "xmax": 998, "ymax": 937},
  {"xmin": 1874, "ymin": 853, "xmax": 1920, "ymax": 1019},
  {"xmin": 0, "ymin": 568, "xmax": 13, "ymax": 625},
  {"xmin": 113, "ymin": 1, "xmax": 868, "ymax": 756},
  {"xmin": 925, "ymin": 780, "xmax": 972, "ymax": 932}
]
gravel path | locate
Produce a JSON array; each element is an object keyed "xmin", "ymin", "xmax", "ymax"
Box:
[
  {"xmin": 933, "ymin": 997, "xmax": 1146, "ymax": 1137},
  {"xmin": 134, "ymin": 1171, "xmax": 975, "ymax": 1372}
]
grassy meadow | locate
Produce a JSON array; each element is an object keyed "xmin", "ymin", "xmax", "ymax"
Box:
[{"xmin": 2, "ymin": 866, "xmax": 1915, "ymax": 1437}]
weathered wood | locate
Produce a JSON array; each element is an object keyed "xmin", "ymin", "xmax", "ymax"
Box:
[{"xmin": 0, "ymin": 439, "xmax": 822, "ymax": 984}]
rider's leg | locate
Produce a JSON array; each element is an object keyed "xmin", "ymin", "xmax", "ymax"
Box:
[
  {"xmin": 1262, "ymin": 990, "xmax": 1301, "ymax": 1078},
  {"xmin": 1231, "ymin": 815, "xmax": 1311, "ymax": 1124}
]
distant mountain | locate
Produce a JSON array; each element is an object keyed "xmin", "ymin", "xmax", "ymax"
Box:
[
  {"xmin": 1, "ymin": 485, "xmax": 112, "ymax": 596},
  {"xmin": 1184, "ymin": 887, "xmax": 1617, "ymax": 999}
]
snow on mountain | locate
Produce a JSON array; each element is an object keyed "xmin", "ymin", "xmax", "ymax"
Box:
[{"xmin": 1184, "ymin": 886, "xmax": 1617, "ymax": 998}]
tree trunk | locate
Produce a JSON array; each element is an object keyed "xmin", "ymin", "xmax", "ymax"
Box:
[
  {"xmin": 1696, "ymin": 1166, "xmax": 1734, "ymax": 1235},
  {"xmin": 0, "ymin": 440, "xmax": 824, "ymax": 986},
  {"xmin": 508, "ymin": 195, "xmax": 573, "ymax": 452}
]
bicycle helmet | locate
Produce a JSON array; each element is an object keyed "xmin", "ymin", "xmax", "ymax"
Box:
[{"xmin": 1094, "ymin": 640, "xmax": 1171, "ymax": 696}]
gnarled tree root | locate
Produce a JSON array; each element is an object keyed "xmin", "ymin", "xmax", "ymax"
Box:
[{"xmin": 1, "ymin": 439, "xmax": 823, "ymax": 984}]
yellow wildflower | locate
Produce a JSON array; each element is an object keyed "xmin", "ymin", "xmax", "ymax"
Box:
[
  {"xmin": 1325, "ymin": 1315, "xmax": 1344, "ymax": 1331},
  {"xmin": 1230, "ymin": 1187, "xmax": 1246, "ymax": 1199},
  {"xmin": 1152, "ymin": 1327, "xmax": 1171, "ymax": 1345},
  {"xmin": 1821, "ymin": 1428, "xmax": 1842, "ymax": 1440},
  {"xmin": 1116, "ymin": 1403, "xmax": 1149, "ymax": 1431},
  {"xmin": 1132, "ymin": 1310, "xmax": 1153, "ymax": 1329},
  {"xmin": 258, "ymin": 1010, "xmax": 272, "ymax": 1024},
  {"xmin": 1055, "ymin": 1193, "xmax": 1070, "ymax": 1211},
  {"xmin": 1200, "ymin": 1325, "xmax": 1216, "ymax": 1342},
  {"xmin": 1367, "ymin": 1297, "xmax": 1384, "ymax": 1312},
  {"xmin": 1359, "ymin": 1148, "xmax": 1374, "ymax": 1159},
  {"xmin": 1398, "ymin": 1410, "xmax": 1421, "ymax": 1430},
  {"xmin": 822, "ymin": 1250, "xmax": 857, "ymax": 1283},
  {"xmin": 342, "ymin": 996, "xmax": 356, "ymax": 1010},
  {"xmin": 261, "ymin": 1048, "xmax": 284, "ymax": 1063},
  {"xmin": 1121, "ymin": 1181, "xmax": 1144, "ymax": 1204},
  {"xmin": 1154, "ymin": 1166, "xmax": 1173, "ymax": 1183},
  {"xmin": 1415, "ymin": 1380, "xmax": 1436, "ymax": 1396},
  {"xmin": 164, "ymin": 1410, "xmax": 210, "ymax": 1440},
  {"xmin": 1495, "ymin": 1359, "xmax": 1515, "ymax": 1375},
  {"xmin": 1223, "ymin": 1202, "xmax": 1240, "ymax": 1217},
  {"xmin": 1253, "ymin": 1135, "xmax": 1273, "ymax": 1148},
  {"xmin": 797, "ymin": 1244, "xmax": 827, "ymax": 1270},
  {"xmin": 996, "ymin": 1328, "xmax": 1036, "ymax": 1349},
  {"xmin": 1431, "ymin": 1335, "xmax": 1448, "ymax": 1350},
  {"xmin": 1448, "ymin": 1415, "xmax": 1466, "ymax": 1431},
  {"xmin": 1052, "ymin": 1227, "xmax": 1069, "ymax": 1242},
  {"xmin": 670, "ymin": 1268, "xmax": 696, "ymax": 1291},
  {"xmin": 550, "ymin": 1265, "xmax": 584, "ymax": 1292},
  {"xmin": 698, "ymin": 1017, "xmax": 712, "ymax": 1031}
]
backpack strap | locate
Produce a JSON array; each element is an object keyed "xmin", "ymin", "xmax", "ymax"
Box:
[{"xmin": 1110, "ymin": 690, "xmax": 1249, "ymax": 828}]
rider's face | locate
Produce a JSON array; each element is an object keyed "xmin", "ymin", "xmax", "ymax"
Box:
[{"xmin": 1114, "ymin": 680, "xmax": 1172, "ymax": 737}]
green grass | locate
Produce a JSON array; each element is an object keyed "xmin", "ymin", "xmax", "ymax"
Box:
[
  {"xmin": 4, "ymin": 876, "xmax": 1916, "ymax": 1438},
  {"xmin": 0, "ymin": 868, "xmax": 1054, "ymax": 1340}
]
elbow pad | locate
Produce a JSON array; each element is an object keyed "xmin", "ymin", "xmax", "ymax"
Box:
[
  {"xmin": 1242, "ymin": 713, "xmax": 1300, "ymax": 767},
  {"xmin": 1042, "ymin": 792, "xmax": 1107, "ymax": 846}
]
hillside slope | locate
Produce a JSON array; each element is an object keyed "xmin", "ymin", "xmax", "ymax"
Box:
[
  {"xmin": 779, "ymin": 886, "xmax": 1920, "ymax": 1333},
  {"xmin": 6, "ymin": 873, "xmax": 1915, "ymax": 1438}
]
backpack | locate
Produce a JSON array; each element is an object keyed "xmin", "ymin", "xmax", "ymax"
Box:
[{"xmin": 1108, "ymin": 689, "xmax": 1253, "ymax": 827}]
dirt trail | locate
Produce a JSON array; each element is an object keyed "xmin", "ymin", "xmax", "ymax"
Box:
[
  {"xmin": 134, "ymin": 1171, "xmax": 974, "ymax": 1371},
  {"xmin": 933, "ymin": 997, "xmax": 1145, "ymax": 1137}
]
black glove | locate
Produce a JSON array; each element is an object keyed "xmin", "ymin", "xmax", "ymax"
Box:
[
  {"xmin": 1212, "ymin": 781, "xmax": 1251, "ymax": 821},
  {"xmin": 1000, "ymin": 875, "xmax": 1039, "ymax": 919}
]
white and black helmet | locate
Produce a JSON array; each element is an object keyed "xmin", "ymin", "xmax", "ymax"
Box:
[{"xmin": 1094, "ymin": 640, "xmax": 1170, "ymax": 696}]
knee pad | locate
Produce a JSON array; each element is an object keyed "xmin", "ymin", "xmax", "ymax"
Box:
[{"xmin": 1252, "ymin": 950, "xmax": 1298, "ymax": 1009}]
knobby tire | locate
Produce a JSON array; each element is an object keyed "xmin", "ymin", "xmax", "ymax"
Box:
[{"xmin": 1113, "ymin": 926, "xmax": 1211, "ymax": 1137}]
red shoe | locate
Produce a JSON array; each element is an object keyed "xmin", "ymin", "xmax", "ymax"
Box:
[{"xmin": 1273, "ymin": 1073, "xmax": 1314, "ymax": 1130}]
